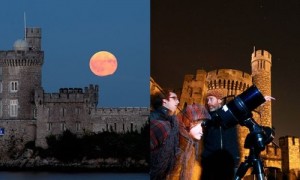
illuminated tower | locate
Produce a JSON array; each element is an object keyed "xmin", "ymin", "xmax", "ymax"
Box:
[
  {"xmin": 251, "ymin": 49, "xmax": 272, "ymax": 127},
  {"xmin": 279, "ymin": 136, "xmax": 300, "ymax": 178},
  {"xmin": 0, "ymin": 27, "xmax": 43, "ymax": 120},
  {"xmin": 179, "ymin": 69, "xmax": 207, "ymax": 109}
]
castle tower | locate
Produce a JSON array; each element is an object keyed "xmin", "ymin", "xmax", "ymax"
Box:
[
  {"xmin": 25, "ymin": 27, "xmax": 42, "ymax": 51},
  {"xmin": 279, "ymin": 136, "xmax": 300, "ymax": 178},
  {"xmin": 0, "ymin": 27, "xmax": 44, "ymax": 120},
  {"xmin": 251, "ymin": 49, "xmax": 272, "ymax": 127},
  {"xmin": 178, "ymin": 69, "xmax": 207, "ymax": 110}
]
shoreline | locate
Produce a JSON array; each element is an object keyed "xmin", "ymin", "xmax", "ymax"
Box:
[
  {"xmin": 0, "ymin": 159, "xmax": 149, "ymax": 173},
  {"xmin": 0, "ymin": 166, "xmax": 149, "ymax": 173}
]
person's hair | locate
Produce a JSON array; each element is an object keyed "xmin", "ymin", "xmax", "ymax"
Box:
[
  {"xmin": 179, "ymin": 103, "xmax": 211, "ymax": 131},
  {"xmin": 151, "ymin": 89, "xmax": 173, "ymax": 110}
]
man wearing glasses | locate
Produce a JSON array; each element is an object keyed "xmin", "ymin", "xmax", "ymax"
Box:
[{"xmin": 150, "ymin": 90, "xmax": 180, "ymax": 180}]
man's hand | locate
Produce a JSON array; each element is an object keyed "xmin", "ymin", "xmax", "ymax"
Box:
[{"xmin": 264, "ymin": 96, "xmax": 275, "ymax": 102}]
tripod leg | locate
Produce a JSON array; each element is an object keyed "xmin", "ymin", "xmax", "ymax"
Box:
[
  {"xmin": 252, "ymin": 158, "xmax": 265, "ymax": 180},
  {"xmin": 234, "ymin": 161, "xmax": 250, "ymax": 180}
]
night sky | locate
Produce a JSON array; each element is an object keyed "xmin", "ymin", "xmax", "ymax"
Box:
[
  {"xmin": 151, "ymin": 0, "xmax": 300, "ymax": 141},
  {"xmin": 0, "ymin": 0, "xmax": 150, "ymax": 108}
]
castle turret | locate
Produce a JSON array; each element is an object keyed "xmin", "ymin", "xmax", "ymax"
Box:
[
  {"xmin": 0, "ymin": 27, "xmax": 44, "ymax": 120},
  {"xmin": 178, "ymin": 69, "xmax": 207, "ymax": 110},
  {"xmin": 279, "ymin": 136, "xmax": 300, "ymax": 178},
  {"xmin": 251, "ymin": 49, "xmax": 272, "ymax": 127},
  {"xmin": 25, "ymin": 27, "xmax": 42, "ymax": 51}
]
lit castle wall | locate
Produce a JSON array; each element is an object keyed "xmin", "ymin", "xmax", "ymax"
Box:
[
  {"xmin": 151, "ymin": 49, "xmax": 300, "ymax": 178},
  {"xmin": 279, "ymin": 136, "xmax": 300, "ymax": 178},
  {"xmin": 0, "ymin": 27, "xmax": 149, "ymax": 152}
]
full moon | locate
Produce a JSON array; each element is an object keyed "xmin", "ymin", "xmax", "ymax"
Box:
[{"xmin": 89, "ymin": 51, "xmax": 118, "ymax": 76}]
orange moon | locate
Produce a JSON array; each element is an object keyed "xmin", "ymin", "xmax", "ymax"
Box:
[{"xmin": 89, "ymin": 51, "xmax": 118, "ymax": 76}]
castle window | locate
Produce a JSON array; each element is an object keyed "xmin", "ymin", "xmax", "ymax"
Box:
[
  {"xmin": 61, "ymin": 123, "xmax": 66, "ymax": 131},
  {"xmin": 76, "ymin": 122, "xmax": 81, "ymax": 131},
  {"xmin": 33, "ymin": 108, "xmax": 37, "ymax": 119},
  {"xmin": 0, "ymin": 100, "xmax": 2, "ymax": 118},
  {"xmin": 9, "ymin": 99, "xmax": 18, "ymax": 117},
  {"xmin": 292, "ymin": 137, "xmax": 296, "ymax": 145},
  {"xmin": 47, "ymin": 123, "xmax": 52, "ymax": 131},
  {"xmin": 0, "ymin": 81, "xmax": 2, "ymax": 93},
  {"xmin": 9, "ymin": 81, "xmax": 18, "ymax": 93},
  {"xmin": 260, "ymin": 60, "xmax": 263, "ymax": 69},
  {"xmin": 239, "ymin": 82, "xmax": 243, "ymax": 90},
  {"xmin": 75, "ymin": 108, "xmax": 81, "ymax": 117},
  {"xmin": 48, "ymin": 108, "xmax": 50, "ymax": 117},
  {"xmin": 130, "ymin": 122, "xmax": 134, "ymax": 132},
  {"xmin": 114, "ymin": 123, "xmax": 117, "ymax": 131},
  {"xmin": 61, "ymin": 108, "xmax": 66, "ymax": 117}
]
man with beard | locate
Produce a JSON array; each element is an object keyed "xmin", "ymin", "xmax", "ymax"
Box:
[{"xmin": 201, "ymin": 89, "xmax": 239, "ymax": 180}]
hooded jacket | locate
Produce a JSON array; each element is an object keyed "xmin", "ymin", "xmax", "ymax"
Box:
[{"xmin": 150, "ymin": 106, "xmax": 179, "ymax": 180}]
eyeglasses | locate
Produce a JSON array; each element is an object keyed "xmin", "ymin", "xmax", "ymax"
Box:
[{"xmin": 169, "ymin": 96, "xmax": 179, "ymax": 101}]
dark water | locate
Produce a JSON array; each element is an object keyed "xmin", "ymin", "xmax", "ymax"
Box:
[{"xmin": 0, "ymin": 172, "xmax": 149, "ymax": 180}]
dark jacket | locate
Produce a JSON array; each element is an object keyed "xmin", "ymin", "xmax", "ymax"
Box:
[
  {"xmin": 201, "ymin": 111, "xmax": 240, "ymax": 180},
  {"xmin": 150, "ymin": 106, "xmax": 179, "ymax": 180}
]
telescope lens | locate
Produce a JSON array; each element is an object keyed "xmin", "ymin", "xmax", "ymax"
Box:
[
  {"xmin": 215, "ymin": 85, "xmax": 266, "ymax": 128},
  {"xmin": 238, "ymin": 85, "xmax": 266, "ymax": 112}
]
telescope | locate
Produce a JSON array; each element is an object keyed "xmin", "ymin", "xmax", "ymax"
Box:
[
  {"xmin": 203, "ymin": 85, "xmax": 275, "ymax": 180},
  {"xmin": 210, "ymin": 85, "xmax": 265, "ymax": 128}
]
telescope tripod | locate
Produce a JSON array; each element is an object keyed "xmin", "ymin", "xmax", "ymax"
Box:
[
  {"xmin": 234, "ymin": 117, "xmax": 274, "ymax": 180},
  {"xmin": 234, "ymin": 145, "xmax": 265, "ymax": 180}
]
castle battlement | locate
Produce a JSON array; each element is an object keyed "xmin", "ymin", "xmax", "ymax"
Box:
[
  {"xmin": 0, "ymin": 50, "xmax": 43, "ymax": 58},
  {"xmin": 0, "ymin": 50, "xmax": 44, "ymax": 66},
  {"xmin": 95, "ymin": 107, "xmax": 149, "ymax": 115},
  {"xmin": 183, "ymin": 74, "xmax": 195, "ymax": 81},
  {"xmin": 251, "ymin": 49, "xmax": 272, "ymax": 62},
  {"xmin": 43, "ymin": 93, "xmax": 85, "ymax": 103},
  {"xmin": 206, "ymin": 69, "xmax": 252, "ymax": 91},
  {"xmin": 207, "ymin": 69, "xmax": 251, "ymax": 79},
  {"xmin": 26, "ymin": 27, "xmax": 41, "ymax": 36},
  {"xmin": 279, "ymin": 136, "xmax": 300, "ymax": 146},
  {"xmin": 59, "ymin": 88, "xmax": 83, "ymax": 94},
  {"xmin": 38, "ymin": 85, "xmax": 98, "ymax": 103},
  {"xmin": 279, "ymin": 136, "xmax": 300, "ymax": 175},
  {"xmin": 84, "ymin": 84, "xmax": 99, "ymax": 93}
]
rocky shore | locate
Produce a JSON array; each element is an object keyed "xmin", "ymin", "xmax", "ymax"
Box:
[{"xmin": 0, "ymin": 149, "xmax": 149, "ymax": 172}]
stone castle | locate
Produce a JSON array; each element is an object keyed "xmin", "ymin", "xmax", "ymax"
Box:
[
  {"xmin": 0, "ymin": 27, "xmax": 149, "ymax": 152},
  {"xmin": 151, "ymin": 50, "xmax": 300, "ymax": 179}
]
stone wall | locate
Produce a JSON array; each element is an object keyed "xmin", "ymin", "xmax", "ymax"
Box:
[
  {"xmin": 279, "ymin": 136, "xmax": 300, "ymax": 177},
  {"xmin": 0, "ymin": 120, "xmax": 36, "ymax": 159},
  {"xmin": 90, "ymin": 107, "xmax": 149, "ymax": 133}
]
